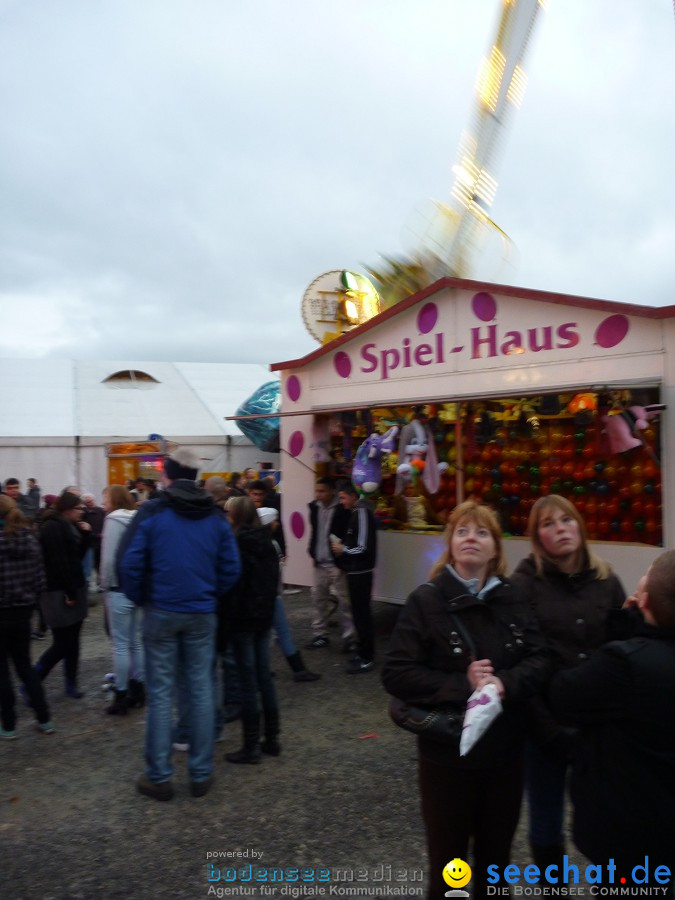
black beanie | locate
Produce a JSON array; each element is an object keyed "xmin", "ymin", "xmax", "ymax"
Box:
[{"xmin": 164, "ymin": 455, "xmax": 199, "ymax": 482}]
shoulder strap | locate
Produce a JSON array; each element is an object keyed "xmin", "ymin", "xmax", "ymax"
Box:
[{"xmin": 424, "ymin": 579, "xmax": 478, "ymax": 659}]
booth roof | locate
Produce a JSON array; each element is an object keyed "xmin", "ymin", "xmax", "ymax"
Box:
[
  {"xmin": 270, "ymin": 276, "xmax": 675, "ymax": 372},
  {"xmin": 0, "ymin": 359, "xmax": 276, "ymax": 439}
]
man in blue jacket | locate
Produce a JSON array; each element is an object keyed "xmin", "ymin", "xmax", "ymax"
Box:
[{"xmin": 120, "ymin": 449, "xmax": 241, "ymax": 801}]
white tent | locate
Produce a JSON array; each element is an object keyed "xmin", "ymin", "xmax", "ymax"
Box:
[{"xmin": 0, "ymin": 359, "xmax": 279, "ymax": 498}]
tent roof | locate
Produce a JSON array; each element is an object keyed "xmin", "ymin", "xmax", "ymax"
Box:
[{"xmin": 0, "ymin": 360, "xmax": 276, "ymax": 439}]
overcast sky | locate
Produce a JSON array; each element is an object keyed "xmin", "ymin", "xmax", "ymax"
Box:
[{"xmin": 1, "ymin": 0, "xmax": 673, "ymax": 366}]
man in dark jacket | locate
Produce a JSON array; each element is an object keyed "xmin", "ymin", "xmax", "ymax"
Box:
[
  {"xmin": 120, "ymin": 449, "xmax": 241, "ymax": 801},
  {"xmin": 3, "ymin": 479, "xmax": 35, "ymax": 522},
  {"xmin": 305, "ymin": 477, "xmax": 353, "ymax": 652},
  {"xmin": 549, "ymin": 551, "xmax": 675, "ymax": 889},
  {"xmin": 332, "ymin": 481, "xmax": 377, "ymax": 674}
]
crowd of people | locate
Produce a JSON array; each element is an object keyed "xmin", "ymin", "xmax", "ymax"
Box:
[{"xmin": 1, "ymin": 467, "xmax": 674, "ymax": 899}]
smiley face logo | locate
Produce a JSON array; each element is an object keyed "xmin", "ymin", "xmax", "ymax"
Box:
[{"xmin": 443, "ymin": 858, "xmax": 472, "ymax": 889}]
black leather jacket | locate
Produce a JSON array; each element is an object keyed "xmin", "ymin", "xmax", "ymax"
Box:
[{"xmin": 382, "ymin": 567, "xmax": 552, "ymax": 767}]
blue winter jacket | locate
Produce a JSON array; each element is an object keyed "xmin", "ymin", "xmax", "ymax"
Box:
[{"xmin": 119, "ymin": 481, "xmax": 241, "ymax": 613}]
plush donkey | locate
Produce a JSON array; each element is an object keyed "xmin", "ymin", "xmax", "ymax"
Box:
[{"xmin": 352, "ymin": 426, "xmax": 399, "ymax": 497}]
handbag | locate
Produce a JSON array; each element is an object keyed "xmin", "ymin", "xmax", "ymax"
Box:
[
  {"xmin": 388, "ymin": 696, "xmax": 464, "ymax": 746},
  {"xmin": 388, "ymin": 602, "xmax": 477, "ymax": 747}
]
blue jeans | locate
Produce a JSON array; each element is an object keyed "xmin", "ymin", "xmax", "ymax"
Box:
[
  {"xmin": 174, "ymin": 642, "xmax": 242, "ymax": 743},
  {"xmin": 143, "ymin": 608, "xmax": 216, "ymax": 784},
  {"xmin": 232, "ymin": 629, "xmax": 279, "ymax": 735},
  {"xmin": 82, "ymin": 547, "xmax": 94, "ymax": 584},
  {"xmin": 525, "ymin": 741, "xmax": 569, "ymax": 846},
  {"xmin": 106, "ymin": 591, "xmax": 144, "ymax": 691},
  {"xmin": 273, "ymin": 596, "xmax": 296, "ymax": 657}
]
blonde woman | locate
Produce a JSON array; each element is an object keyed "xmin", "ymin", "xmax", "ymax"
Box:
[
  {"xmin": 383, "ymin": 501, "xmax": 550, "ymax": 900},
  {"xmin": 510, "ymin": 494, "xmax": 625, "ymax": 873}
]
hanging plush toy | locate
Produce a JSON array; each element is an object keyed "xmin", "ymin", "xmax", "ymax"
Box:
[
  {"xmin": 601, "ymin": 404, "xmax": 666, "ymax": 457},
  {"xmin": 352, "ymin": 426, "xmax": 399, "ymax": 497},
  {"xmin": 395, "ymin": 407, "xmax": 448, "ymax": 494}
]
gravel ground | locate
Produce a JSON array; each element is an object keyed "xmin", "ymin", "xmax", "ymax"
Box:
[{"xmin": 1, "ymin": 589, "xmax": 584, "ymax": 900}]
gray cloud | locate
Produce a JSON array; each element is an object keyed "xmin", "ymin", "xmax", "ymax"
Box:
[{"xmin": 1, "ymin": 0, "xmax": 673, "ymax": 364}]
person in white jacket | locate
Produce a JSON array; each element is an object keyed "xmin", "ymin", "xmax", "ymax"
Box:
[{"xmin": 100, "ymin": 485, "xmax": 142, "ymax": 715}]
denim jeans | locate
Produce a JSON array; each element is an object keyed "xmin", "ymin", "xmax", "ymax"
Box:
[
  {"xmin": 525, "ymin": 741, "xmax": 569, "ymax": 845},
  {"xmin": 106, "ymin": 591, "xmax": 144, "ymax": 691},
  {"xmin": 174, "ymin": 641, "xmax": 242, "ymax": 743},
  {"xmin": 143, "ymin": 608, "xmax": 216, "ymax": 783},
  {"xmin": 272, "ymin": 596, "xmax": 296, "ymax": 657},
  {"xmin": 82, "ymin": 547, "xmax": 94, "ymax": 585},
  {"xmin": 232, "ymin": 629, "xmax": 279, "ymax": 735}
]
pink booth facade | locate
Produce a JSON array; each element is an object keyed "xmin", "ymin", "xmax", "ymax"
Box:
[{"xmin": 271, "ymin": 277, "xmax": 675, "ymax": 603}]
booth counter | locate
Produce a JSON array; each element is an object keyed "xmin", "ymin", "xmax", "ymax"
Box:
[{"xmin": 271, "ymin": 277, "xmax": 674, "ymax": 601}]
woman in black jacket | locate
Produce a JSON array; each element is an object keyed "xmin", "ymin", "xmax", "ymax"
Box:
[
  {"xmin": 510, "ymin": 494, "xmax": 625, "ymax": 872},
  {"xmin": 221, "ymin": 496, "xmax": 280, "ymax": 764},
  {"xmin": 0, "ymin": 496, "xmax": 53, "ymax": 737},
  {"xmin": 36, "ymin": 492, "xmax": 91, "ymax": 698},
  {"xmin": 383, "ymin": 501, "xmax": 550, "ymax": 900}
]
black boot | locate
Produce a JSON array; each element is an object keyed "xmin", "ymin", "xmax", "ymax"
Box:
[
  {"xmin": 225, "ymin": 712, "xmax": 261, "ymax": 764},
  {"xmin": 261, "ymin": 708, "xmax": 281, "ymax": 756},
  {"xmin": 285, "ymin": 651, "xmax": 321, "ymax": 683},
  {"xmin": 127, "ymin": 679, "xmax": 146, "ymax": 708},
  {"xmin": 65, "ymin": 679, "xmax": 84, "ymax": 699},
  {"xmin": 107, "ymin": 690, "xmax": 128, "ymax": 715}
]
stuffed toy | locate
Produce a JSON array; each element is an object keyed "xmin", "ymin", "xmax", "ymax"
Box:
[
  {"xmin": 352, "ymin": 426, "xmax": 399, "ymax": 497},
  {"xmin": 395, "ymin": 408, "xmax": 448, "ymax": 494},
  {"xmin": 601, "ymin": 404, "xmax": 666, "ymax": 455}
]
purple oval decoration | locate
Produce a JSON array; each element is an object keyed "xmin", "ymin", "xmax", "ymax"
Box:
[
  {"xmin": 289, "ymin": 431, "xmax": 304, "ymax": 458},
  {"xmin": 595, "ymin": 314, "xmax": 629, "ymax": 349},
  {"xmin": 334, "ymin": 351, "xmax": 352, "ymax": 379},
  {"xmin": 417, "ymin": 302, "xmax": 438, "ymax": 334},
  {"xmin": 287, "ymin": 375, "xmax": 301, "ymax": 402},
  {"xmin": 472, "ymin": 292, "xmax": 497, "ymax": 321},
  {"xmin": 290, "ymin": 511, "xmax": 305, "ymax": 540}
]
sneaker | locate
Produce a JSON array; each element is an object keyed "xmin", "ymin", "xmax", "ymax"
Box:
[
  {"xmin": 65, "ymin": 684, "xmax": 85, "ymax": 699},
  {"xmin": 36, "ymin": 721, "xmax": 55, "ymax": 734},
  {"xmin": 341, "ymin": 637, "xmax": 358, "ymax": 654},
  {"xmin": 136, "ymin": 774, "xmax": 174, "ymax": 801},
  {"xmin": 172, "ymin": 742, "xmax": 189, "ymax": 752},
  {"xmin": 190, "ymin": 776, "xmax": 213, "ymax": 798},
  {"xmin": 304, "ymin": 635, "xmax": 330, "ymax": 650},
  {"xmin": 346, "ymin": 656, "xmax": 375, "ymax": 675},
  {"xmin": 0, "ymin": 727, "xmax": 17, "ymax": 740}
]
